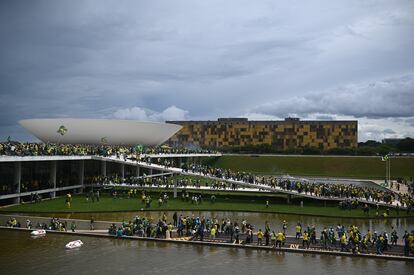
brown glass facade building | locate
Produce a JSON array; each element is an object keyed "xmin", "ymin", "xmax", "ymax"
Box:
[{"xmin": 167, "ymin": 118, "xmax": 358, "ymax": 151}]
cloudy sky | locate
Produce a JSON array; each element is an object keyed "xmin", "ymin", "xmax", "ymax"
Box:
[{"xmin": 1, "ymin": 0, "xmax": 414, "ymax": 141}]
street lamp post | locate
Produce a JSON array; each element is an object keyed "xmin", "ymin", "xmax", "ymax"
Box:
[
  {"xmin": 382, "ymin": 154, "xmax": 390, "ymax": 187},
  {"xmin": 388, "ymin": 155, "xmax": 391, "ymax": 187},
  {"xmin": 386, "ymin": 158, "xmax": 388, "ymax": 185}
]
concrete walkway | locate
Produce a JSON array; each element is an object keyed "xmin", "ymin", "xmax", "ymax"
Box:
[{"xmin": 94, "ymin": 156, "xmax": 409, "ymax": 208}]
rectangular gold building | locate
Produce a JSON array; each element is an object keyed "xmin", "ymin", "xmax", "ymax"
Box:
[{"xmin": 167, "ymin": 118, "xmax": 358, "ymax": 151}]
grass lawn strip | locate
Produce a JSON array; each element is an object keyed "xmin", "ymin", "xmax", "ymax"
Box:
[
  {"xmin": 207, "ymin": 155, "xmax": 414, "ymax": 179},
  {"xmin": 2, "ymin": 194, "xmax": 413, "ymax": 219}
]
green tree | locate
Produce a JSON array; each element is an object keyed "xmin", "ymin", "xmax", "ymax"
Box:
[{"xmin": 397, "ymin": 138, "xmax": 414, "ymax": 152}]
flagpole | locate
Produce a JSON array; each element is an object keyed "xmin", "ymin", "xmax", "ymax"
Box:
[
  {"xmin": 385, "ymin": 159, "xmax": 387, "ymax": 185},
  {"xmin": 387, "ymin": 157, "xmax": 390, "ymax": 185},
  {"xmin": 383, "ymin": 155, "xmax": 388, "ymax": 186}
]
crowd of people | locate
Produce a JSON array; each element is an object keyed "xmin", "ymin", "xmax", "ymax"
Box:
[
  {"xmin": 6, "ymin": 217, "xmax": 78, "ymax": 232},
  {"xmin": 182, "ymin": 163, "xmax": 414, "ymax": 209},
  {"xmin": 0, "ymin": 142, "xmax": 132, "ymax": 157},
  {"xmin": 108, "ymin": 215, "xmax": 174, "ymax": 238},
  {"xmin": 92, "ymin": 175, "xmax": 236, "ymax": 191},
  {"xmin": 0, "ymin": 141, "xmax": 215, "ymax": 158},
  {"xmin": 86, "ymin": 170, "xmax": 414, "ymax": 213},
  {"xmin": 143, "ymin": 146, "xmax": 217, "ymax": 155},
  {"xmin": 104, "ymin": 214, "xmax": 414, "ymax": 256},
  {"xmin": 2, "ymin": 141, "xmax": 412, "ymax": 209},
  {"xmin": 125, "ymin": 190, "xmax": 211, "ymax": 208}
]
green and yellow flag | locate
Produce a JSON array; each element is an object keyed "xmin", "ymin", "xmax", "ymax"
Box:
[
  {"xmin": 57, "ymin": 125, "xmax": 67, "ymax": 136},
  {"xmin": 134, "ymin": 144, "xmax": 144, "ymax": 153}
]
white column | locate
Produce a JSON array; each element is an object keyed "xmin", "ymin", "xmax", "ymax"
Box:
[
  {"xmin": 13, "ymin": 162, "xmax": 21, "ymax": 204},
  {"xmin": 136, "ymin": 165, "xmax": 140, "ymax": 177}
]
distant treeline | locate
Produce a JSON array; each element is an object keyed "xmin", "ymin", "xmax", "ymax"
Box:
[{"xmin": 213, "ymin": 138, "xmax": 414, "ymax": 156}]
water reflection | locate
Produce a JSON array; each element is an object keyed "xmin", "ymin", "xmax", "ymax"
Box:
[{"xmin": 1, "ymin": 229, "xmax": 410, "ymax": 275}]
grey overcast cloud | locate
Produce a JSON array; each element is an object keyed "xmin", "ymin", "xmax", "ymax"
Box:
[{"xmin": 1, "ymin": 0, "xmax": 414, "ymax": 141}]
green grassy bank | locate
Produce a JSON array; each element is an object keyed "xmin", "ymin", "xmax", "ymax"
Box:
[
  {"xmin": 2, "ymin": 193, "xmax": 413, "ymax": 219},
  {"xmin": 206, "ymin": 155, "xmax": 414, "ymax": 179}
]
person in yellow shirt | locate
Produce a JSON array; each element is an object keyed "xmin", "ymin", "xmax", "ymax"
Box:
[
  {"xmin": 210, "ymin": 227, "xmax": 216, "ymax": 240},
  {"xmin": 408, "ymin": 232, "xmax": 414, "ymax": 252},
  {"xmin": 302, "ymin": 231, "xmax": 310, "ymax": 249},
  {"xmin": 270, "ymin": 231, "xmax": 276, "ymax": 247},
  {"xmin": 257, "ymin": 229, "xmax": 264, "ymax": 245},
  {"xmin": 340, "ymin": 233, "xmax": 348, "ymax": 252},
  {"xmin": 366, "ymin": 229, "xmax": 372, "ymax": 245},
  {"xmin": 361, "ymin": 235, "xmax": 369, "ymax": 252},
  {"xmin": 66, "ymin": 195, "xmax": 71, "ymax": 209},
  {"xmin": 295, "ymin": 223, "xmax": 302, "ymax": 239},
  {"xmin": 276, "ymin": 231, "xmax": 284, "ymax": 248},
  {"xmin": 166, "ymin": 223, "xmax": 173, "ymax": 239}
]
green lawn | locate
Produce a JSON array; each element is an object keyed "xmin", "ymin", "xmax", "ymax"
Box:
[
  {"xmin": 2, "ymin": 194, "xmax": 413, "ymax": 219},
  {"xmin": 207, "ymin": 155, "xmax": 414, "ymax": 179}
]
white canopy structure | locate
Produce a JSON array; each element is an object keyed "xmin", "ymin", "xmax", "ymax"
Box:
[{"xmin": 19, "ymin": 118, "xmax": 182, "ymax": 146}]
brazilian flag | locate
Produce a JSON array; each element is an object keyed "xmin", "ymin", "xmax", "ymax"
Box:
[
  {"xmin": 57, "ymin": 125, "xmax": 67, "ymax": 136},
  {"xmin": 101, "ymin": 137, "xmax": 108, "ymax": 144}
]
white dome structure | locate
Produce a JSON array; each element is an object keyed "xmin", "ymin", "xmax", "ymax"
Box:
[{"xmin": 19, "ymin": 118, "xmax": 182, "ymax": 146}]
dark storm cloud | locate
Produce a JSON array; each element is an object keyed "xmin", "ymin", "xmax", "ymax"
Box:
[
  {"xmin": 0, "ymin": 0, "xmax": 414, "ymax": 141},
  {"xmin": 250, "ymin": 74, "xmax": 414, "ymax": 119}
]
